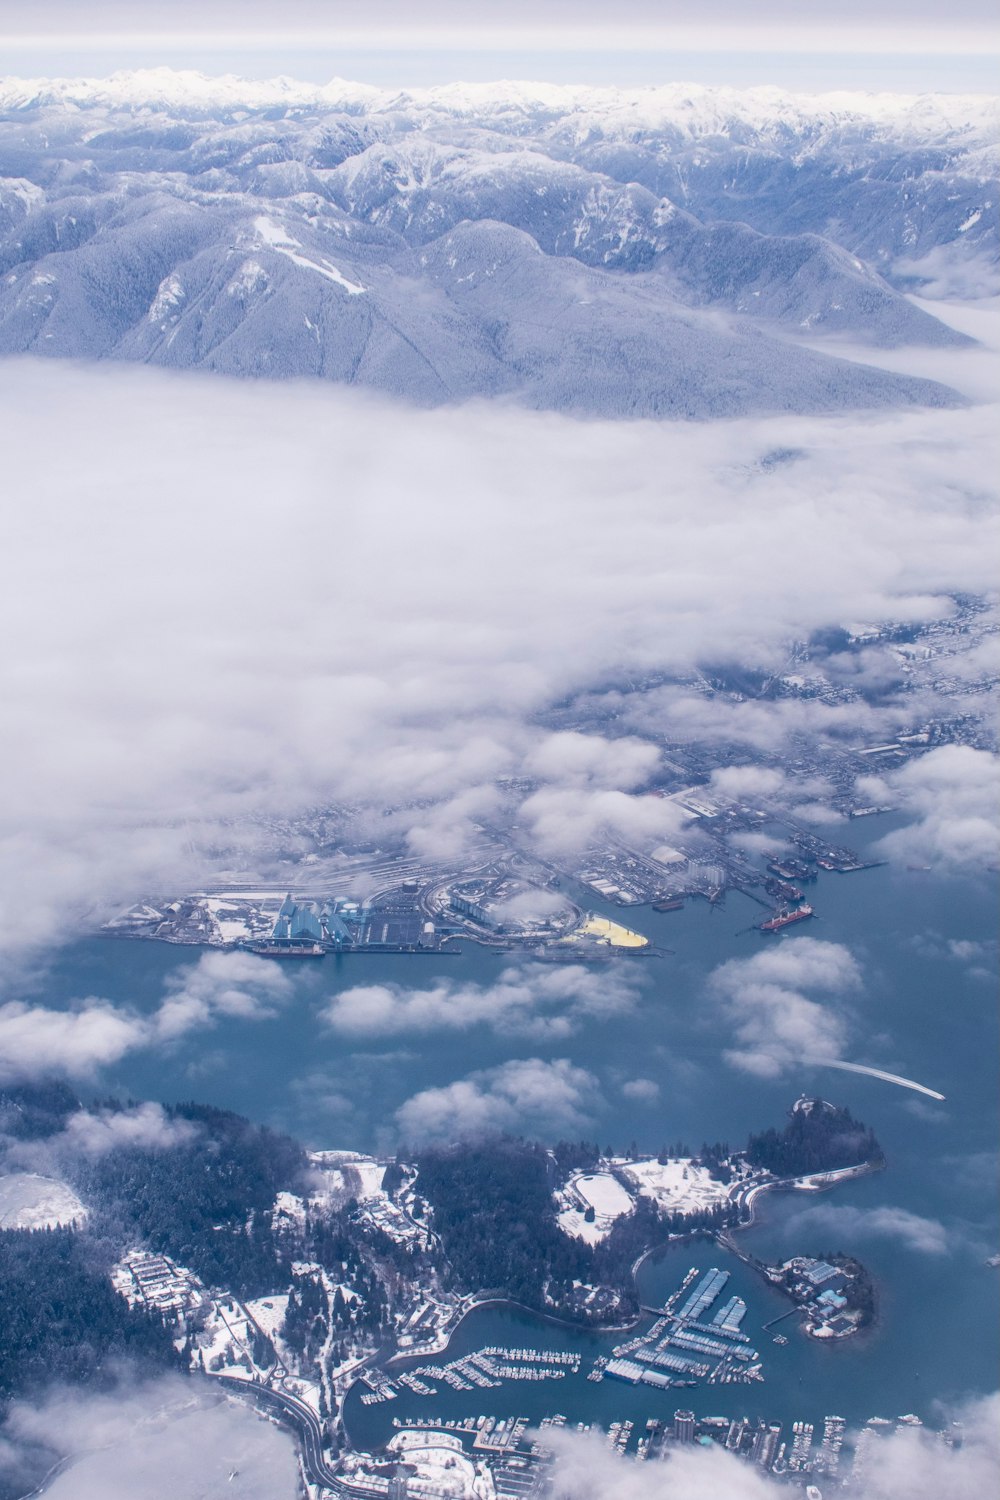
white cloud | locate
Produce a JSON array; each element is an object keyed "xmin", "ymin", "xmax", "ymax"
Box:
[
  {"xmin": 0, "ymin": 951, "xmax": 292, "ymax": 1085},
  {"xmin": 0, "ymin": 998, "xmax": 146, "ymax": 1083},
  {"xmin": 153, "ymin": 950, "xmax": 294, "ymax": 1041},
  {"xmin": 896, "ymin": 247, "xmax": 1000, "ymax": 301},
  {"xmin": 0, "ymin": 354, "xmax": 996, "ymax": 956},
  {"xmin": 519, "ymin": 788, "xmax": 688, "ymax": 857},
  {"xmin": 712, "ymin": 939, "xmax": 864, "ymax": 996},
  {"xmin": 546, "ymin": 1430, "xmax": 777, "ymax": 1499},
  {"xmin": 872, "ymin": 746, "xmax": 1000, "ymax": 872},
  {"xmin": 708, "ymin": 938, "xmax": 862, "ymax": 1077},
  {"xmin": 322, "ymin": 962, "xmax": 642, "ymax": 1041},
  {"xmin": 709, "ymin": 765, "xmax": 836, "ymax": 820},
  {"xmin": 55, "ymin": 1103, "xmax": 197, "ymax": 1157},
  {"xmin": 543, "ymin": 1393, "xmax": 1000, "ymax": 1499},
  {"xmin": 784, "ymin": 1202, "xmax": 950, "ymax": 1255},
  {"xmin": 0, "ymin": 1373, "xmax": 298, "ymax": 1500},
  {"xmin": 395, "ymin": 1057, "xmax": 601, "ymax": 1142},
  {"xmin": 526, "ymin": 733, "xmax": 661, "ymax": 790},
  {"xmin": 490, "ymin": 888, "xmax": 568, "ymax": 923},
  {"xmin": 710, "ymin": 765, "xmax": 786, "ymax": 800},
  {"xmin": 621, "ymin": 1077, "xmax": 660, "ymax": 1103}
]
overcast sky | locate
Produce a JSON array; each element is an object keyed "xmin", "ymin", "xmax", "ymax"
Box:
[{"xmin": 2, "ymin": 0, "xmax": 997, "ymax": 91}]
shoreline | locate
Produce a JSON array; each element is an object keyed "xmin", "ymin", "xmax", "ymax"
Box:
[
  {"xmin": 357, "ymin": 1160, "xmax": 884, "ymax": 1396},
  {"xmin": 729, "ymin": 1158, "xmax": 884, "ymax": 1232},
  {"xmin": 343, "ymin": 1156, "xmax": 886, "ymax": 1449},
  {"xmin": 382, "ymin": 1295, "xmax": 640, "ymax": 1373}
]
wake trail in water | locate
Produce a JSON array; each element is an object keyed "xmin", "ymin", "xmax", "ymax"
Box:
[{"xmin": 815, "ymin": 1058, "xmax": 946, "ymax": 1101}]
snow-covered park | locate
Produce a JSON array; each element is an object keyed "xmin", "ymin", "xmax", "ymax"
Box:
[
  {"xmin": 556, "ymin": 1170, "xmax": 635, "ymax": 1243},
  {"xmin": 620, "ymin": 1158, "xmax": 732, "ymax": 1215},
  {"xmin": 557, "ymin": 1158, "xmax": 733, "ymax": 1243}
]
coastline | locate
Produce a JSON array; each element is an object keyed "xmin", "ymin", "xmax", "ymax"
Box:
[
  {"xmin": 362, "ymin": 1158, "xmax": 884, "ymax": 1397},
  {"xmin": 383, "ymin": 1294, "xmax": 641, "ymax": 1372},
  {"xmin": 729, "ymin": 1158, "xmax": 883, "ymax": 1232},
  {"xmin": 342, "ymin": 1151, "xmax": 889, "ymax": 1451}
]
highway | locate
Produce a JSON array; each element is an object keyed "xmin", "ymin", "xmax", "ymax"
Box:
[{"xmin": 216, "ymin": 1375, "xmax": 348, "ymax": 1494}]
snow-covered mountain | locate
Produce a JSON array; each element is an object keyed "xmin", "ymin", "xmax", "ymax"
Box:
[{"xmin": 0, "ymin": 71, "xmax": 995, "ymax": 416}]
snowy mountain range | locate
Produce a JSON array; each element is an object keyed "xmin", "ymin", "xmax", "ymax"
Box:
[{"xmin": 0, "ymin": 71, "xmax": 996, "ymax": 417}]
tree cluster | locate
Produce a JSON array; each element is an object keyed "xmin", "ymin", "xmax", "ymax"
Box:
[
  {"xmin": 745, "ymin": 1102, "xmax": 881, "ymax": 1178},
  {"xmin": 413, "ymin": 1138, "xmax": 597, "ymax": 1312},
  {"xmin": 0, "ymin": 1227, "xmax": 177, "ymax": 1406},
  {"xmin": 551, "ymin": 1140, "xmax": 601, "ymax": 1176},
  {"xmin": 697, "ymin": 1142, "xmax": 732, "ymax": 1182},
  {"xmin": 657, "ymin": 1142, "xmax": 692, "ymax": 1163},
  {"xmin": 0, "ymin": 1080, "xmax": 81, "ymax": 1141},
  {"xmin": 70, "ymin": 1101, "xmax": 307, "ymax": 1297},
  {"xmin": 822, "ymin": 1252, "xmax": 877, "ymax": 1326}
]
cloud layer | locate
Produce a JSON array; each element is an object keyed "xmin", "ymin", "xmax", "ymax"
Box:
[
  {"xmin": 544, "ymin": 1393, "xmax": 1000, "ymax": 1500},
  {"xmin": 708, "ymin": 938, "xmax": 862, "ymax": 1078},
  {"xmin": 322, "ymin": 962, "xmax": 644, "ymax": 1041},
  {"xmin": 784, "ymin": 1202, "xmax": 950, "ymax": 1255},
  {"xmin": 0, "ymin": 951, "xmax": 292, "ymax": 1083},
  {"xmin": 395, "ymin": 1057, "xmax": 600, "ymax": 1142},
  {"xmin": 0, "ymin": 1374, "xmax": 298, "ymax": 1500},
  {"xmin": 0, "ymin": 352, "xmax": 996, "ymax": 960},
  {"xmin": 870, "ymin": 747, "xmax": 1000, "ymax": 871}
]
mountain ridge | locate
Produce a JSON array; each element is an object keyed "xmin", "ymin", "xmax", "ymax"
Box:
[{"xmin": 0, "ymin": 70, "xmax": 992, "ymax": 417}]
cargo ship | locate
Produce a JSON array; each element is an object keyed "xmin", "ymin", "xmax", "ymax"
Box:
[
  {"xmin": 760, "ymin": 904, "xmax": 814, "ymax": 933},
  {"xmin": 767, "ymin": 858, "xmax": 816, "ymax": 883},
  {"xmin": 248, "ymin": 940, "xmax": 325, "ymax": 958}
]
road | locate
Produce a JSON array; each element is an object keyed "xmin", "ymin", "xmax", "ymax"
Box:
[{"xmin": 215, "ymin": 1376, "xmax": 349, "ymax": 1494}]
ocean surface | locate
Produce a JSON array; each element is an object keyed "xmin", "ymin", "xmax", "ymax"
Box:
[{"xmin": 12, "ymin": 815, "xmax": 998, "ymax": 1439}]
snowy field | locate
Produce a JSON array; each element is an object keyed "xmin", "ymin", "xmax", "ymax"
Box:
[
  {"xmin": 308, "ymin": 1150, "xmax": 386, "ymax": 1201},
  {"xmin": 576, "ymin": 1172, "xmax": 635, "ymax": 1217},
  {"xmin": 557, "ymin": 1170, "xmax": 636, "ymax": 1243},
  {"xmin": 0, "ymin": 1172, "xmax": 86, "ymax": 1229},
  {"xmin": 620, "ymin": 1158, "xmax": 732, "ymax": 1215},
  {"xmin": 245, "ymin": 1293, "xmax": 290, "ymax": 1343}
]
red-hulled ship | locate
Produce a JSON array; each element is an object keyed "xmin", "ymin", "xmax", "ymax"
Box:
[{"xmin": 760, "ymin": 904, "xmax": 814, "ymax": 933}]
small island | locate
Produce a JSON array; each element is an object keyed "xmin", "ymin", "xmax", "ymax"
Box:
[{"xmin": 765, "ymin": 1253, "xmax": 876, "ymax": 1340}]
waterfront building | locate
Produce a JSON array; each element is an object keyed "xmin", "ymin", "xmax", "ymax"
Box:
[
  {"xmin": 674, "ymin": 1410, "xmax": 695, "ymax": 1444},
  {"xmin": 802, "ymin": 1261, "xmax": 845, "ymax": 1290},
  {"xmin": 750, "ymin": 1421, "xmax": 781, "ymax": 1469}
]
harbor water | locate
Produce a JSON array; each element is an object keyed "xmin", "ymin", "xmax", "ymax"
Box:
[{"xmin": 10, "ymin": 816, "xmax": 998, "ymax": 1439}]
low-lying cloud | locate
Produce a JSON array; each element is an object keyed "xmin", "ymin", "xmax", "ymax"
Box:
[
  {"xmin": 708, "ymin": 938, "xmax": 862, "ymax": 1078},
  {"xmin": 0, "ymin": 350, "xmax": 996, "ymax": 958},
  {"xmin": 784, "ymin": 1202, "xmax": 950, "ymax": 1255},
  {"xmin": 322, "ymin": 962, "xmax": 643, "ymax": 1041},
  {"xmin": 0, "ymin": 1373, "xmax": 298, "ymax": 1500},
  {"xmin": 55, "ymin": 1102, "xmax": 198, "ymax": 1157},
  {"xmin": 0, "ymin": 951, "xmax": 292, "ymax": 1083},
  {"xmin": 868, "ymin": 746, "xmax": 1000, "ymax": 871},
  {"xmin": 4, "ymin": 1102, "xmax": 198, "ymax": 1179},
  {"xmin": 543, "ymin": 1392, "xmax": 1000, "ymax": 1499},
  {"xmin": 154, "ymin": 949, "xmax": 293, "ymax": 1040},
  {"xmin": 0, "ymin": 997, "xmax": 146, "ymax": 1083},
  {"xmin": 395, "ymin": 1056, "xmax": 601, "ymax": 1142}
]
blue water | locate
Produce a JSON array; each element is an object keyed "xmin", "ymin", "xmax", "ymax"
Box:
[{"xmin": 10, "ymin": 818, "xmax": 998, "ymax": 1438}]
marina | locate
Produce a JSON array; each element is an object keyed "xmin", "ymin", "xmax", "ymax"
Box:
[
  {"xmin": 361, "ymin": 1346, "xmax": 581, "ymax": 1406},
  {"xmin": 599, "ymin": 1268, "xmax": 764, "ymax": 1389},
  {"xmin": 28, "ymin": 835, "xmax": 1000, "ymax": 1451}
]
